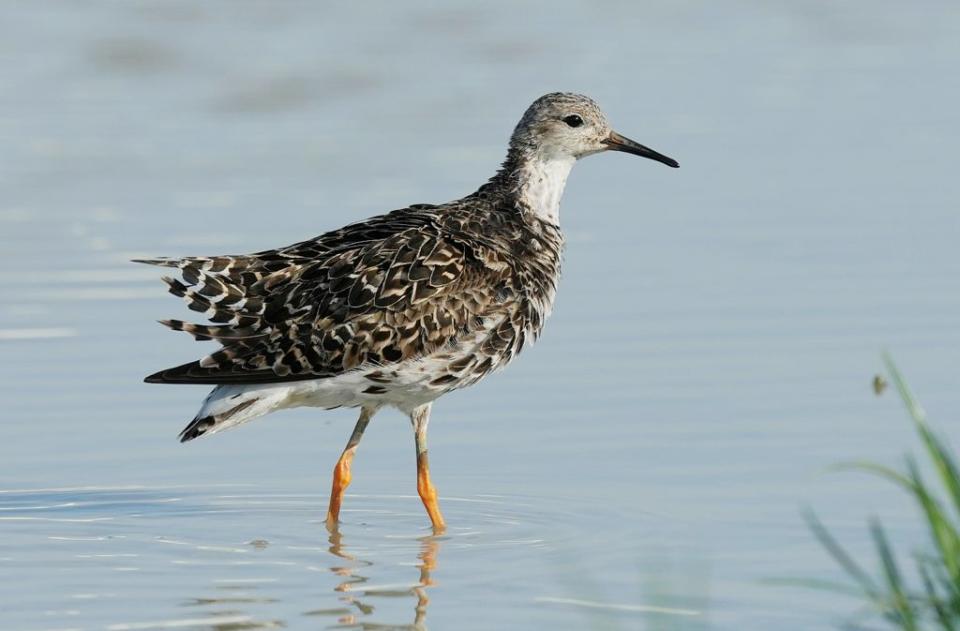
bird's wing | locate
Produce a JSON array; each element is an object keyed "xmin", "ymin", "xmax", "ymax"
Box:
[{"xmin": 139, "ymin": 207, "xmax": 513, "ymax": 385}]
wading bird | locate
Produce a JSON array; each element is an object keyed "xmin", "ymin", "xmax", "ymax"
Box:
[{"xmin": 138, "ymin": 92, "xmax": 678, "ymax": 531}]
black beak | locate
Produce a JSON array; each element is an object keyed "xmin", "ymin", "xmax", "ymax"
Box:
[{"xmin": 602, "ymin": 131, "xmax": 679, "ymax": 168}]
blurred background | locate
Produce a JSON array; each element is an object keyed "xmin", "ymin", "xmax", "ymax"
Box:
[{"xmin": 1, "ymin": 1, "xmax": 958, "ymax": 629}]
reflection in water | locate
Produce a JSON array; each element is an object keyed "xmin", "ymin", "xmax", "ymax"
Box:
[
  {"xmin": 324, "ymin": 524, "xmax": 440, "ymax": 629},
  {"xmin": 2, "ymin": 486, "xmax": 709, "ymax": 629}
]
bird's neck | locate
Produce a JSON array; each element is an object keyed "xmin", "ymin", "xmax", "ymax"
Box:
[{"xmin": 482, "ymin": 148, "xmax": 575, "ymax": 225}]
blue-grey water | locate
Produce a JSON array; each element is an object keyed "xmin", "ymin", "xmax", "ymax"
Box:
[{"xmin": 2, "ymin": 2, "xmax": 959, "ymax": 629}]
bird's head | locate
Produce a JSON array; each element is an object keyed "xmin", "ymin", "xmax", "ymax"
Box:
[{"xmin": 509, "ymin": 92, "xmax": 678, "ymax": 168}]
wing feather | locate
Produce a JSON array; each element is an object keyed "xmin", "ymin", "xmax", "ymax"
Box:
[{"xmin": 141, "ymin": 206, "xmax": 511, "ymax": 385}]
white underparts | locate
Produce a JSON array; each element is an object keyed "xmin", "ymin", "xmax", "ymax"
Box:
[
  {"xmin": 190, "ymin": 321, "xmax": 516, "ymax": 438},
  {"xmin": 516, "ymin": 155, "xmax": 575, "ymax": 224}
]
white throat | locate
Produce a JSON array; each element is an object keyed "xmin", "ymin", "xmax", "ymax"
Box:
[{"xmin": 516, "ymin": 155, "xmax": 575, "ymax": 224}]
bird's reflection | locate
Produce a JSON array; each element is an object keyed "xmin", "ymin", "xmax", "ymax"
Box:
[{"xmin": 324, "ymin": 523, "xmax": 441, "ymax": 629}]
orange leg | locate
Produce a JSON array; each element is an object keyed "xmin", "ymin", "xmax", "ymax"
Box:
[
  {"xmin": 411, "ymin": 404, "xmax": 446, "ymax": 532},
  {"xmin": 325, "ymin": 407, "xmax": 374, "ymax": 529},
  {"xmin": 417, "ymin": 451, "xmax": 446, "ymax": 531}
]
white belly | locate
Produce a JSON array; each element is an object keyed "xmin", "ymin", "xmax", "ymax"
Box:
[{"xmin": 191, "ymin": 316, "xmax": 524, "ymax": 437}]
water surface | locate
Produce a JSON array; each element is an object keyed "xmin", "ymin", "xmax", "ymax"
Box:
[{"xmin": 2, "ymin": 2, "xmax": 959, "ymax": 629}]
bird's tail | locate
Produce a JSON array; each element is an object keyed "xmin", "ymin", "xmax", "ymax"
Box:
[{"xmin": 179, "ymin": 383, "xmax": 292, "ymax": 442}]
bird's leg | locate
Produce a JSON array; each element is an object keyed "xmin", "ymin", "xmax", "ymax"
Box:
[
  {"xmin": 325, "ymin": 407, "xmax": 375, "ymax": 529},
  {"xmin": 410, "ymin": 403, "xmax": 446, "ymax": 532}
]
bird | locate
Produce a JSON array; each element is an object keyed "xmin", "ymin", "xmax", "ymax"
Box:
[{"xmin": 136, "ymin": 92, "xmax": 678, "ymax": 532}]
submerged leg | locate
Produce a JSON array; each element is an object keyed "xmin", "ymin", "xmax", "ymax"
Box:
[
  {"xmin": 325, "ymin": 407, "xmax": 375, "ymax": 528},
  {"xmin": 410, "ymin": 403, "xmax": 446, "ymax": 532}
]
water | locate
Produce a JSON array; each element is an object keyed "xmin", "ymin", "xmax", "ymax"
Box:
[{"xmin": 2, "ymin": 1, "xmax": 959, "ymax": 629}]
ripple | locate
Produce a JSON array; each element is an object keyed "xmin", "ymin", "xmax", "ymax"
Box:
[
  {"xmin": 0, "ymin": 327, "xmax": 77, "ymax": 340},
  {"xmin": 535, "ymin": 596, "xmax": 701, "ymax": 616},
  {"xmin": 0, "ymin": 485, "xmax": 668, "ymax": 629}
]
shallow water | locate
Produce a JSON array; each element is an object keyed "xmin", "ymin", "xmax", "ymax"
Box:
[
  {"xmin": 4, "ymin": 485, "xmax": 714, "ymax": 630},
  {"xmin": 2, "ymin": 2, "xmax": 960, "ymax": 629}
]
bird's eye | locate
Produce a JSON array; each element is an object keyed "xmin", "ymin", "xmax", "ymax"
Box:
[{"xmin": 562, "ymin": 114, "xmax": 584, "ymax": 128}]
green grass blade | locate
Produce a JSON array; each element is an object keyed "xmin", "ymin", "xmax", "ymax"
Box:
[
  {"xmin": 881, "ymin": 353, "xmax": 926, "ymax": 426},
  {"xmin": 926, "ymin": 557, "xmax": 960, "ymax": 618},
  {"xmin": 799, "ymin": 355, "xmax": 960, "ymax": 629},
  {"xmin": 832, "ymin": 461, "xmax": 916, "ymax": 491},
  {"xmin": 918, "ymin": 557, "xmax": 957, "ymax": 630},
  {"xmin": 904, "ymin": 458, "xmax": 960, "ymax": 585},
  {"xmin": 919, "ymin": 426, "xmax": 960, "ymax": 525},
  {"xmin": 869, "ymin": 518, "xmax": 918, "ymax": 630},
  {"xmin": 804, "ymin": 508, "xmax": 880, "ymax": 600},
  {"xmin": 882, "ymin": 353, "xmax": 960, "ymax": 523}
]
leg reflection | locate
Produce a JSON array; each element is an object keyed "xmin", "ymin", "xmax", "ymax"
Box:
[
  {"xmin": 412, "ymin": 536, "xmax": 439, "ymax": 626},
  {"xmin": 323, "ymin": 524, "xmax": 443, "ymax": 629}
]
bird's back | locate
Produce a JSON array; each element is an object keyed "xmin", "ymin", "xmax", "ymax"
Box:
[{"xmin": 139, "ymin": 193, "xmax": 563, "ymax": 394}]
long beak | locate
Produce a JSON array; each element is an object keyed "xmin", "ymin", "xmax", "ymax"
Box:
[{"xmin": 602, "ymin": 131, "xmax": 679, "ymax": 168}]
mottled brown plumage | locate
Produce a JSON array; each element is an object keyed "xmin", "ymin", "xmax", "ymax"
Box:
[
  {"xmin": 136, "ymin": 92, "xmax": 677, "ymax": 530},
  {"xmin": 139, "ymin": 188, "xmax": 563, "ymax": 392}
]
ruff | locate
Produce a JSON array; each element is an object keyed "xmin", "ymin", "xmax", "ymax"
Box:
[{"xmin": 137, "ymin": 92, "xmax": 678, "ymax": 530}]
